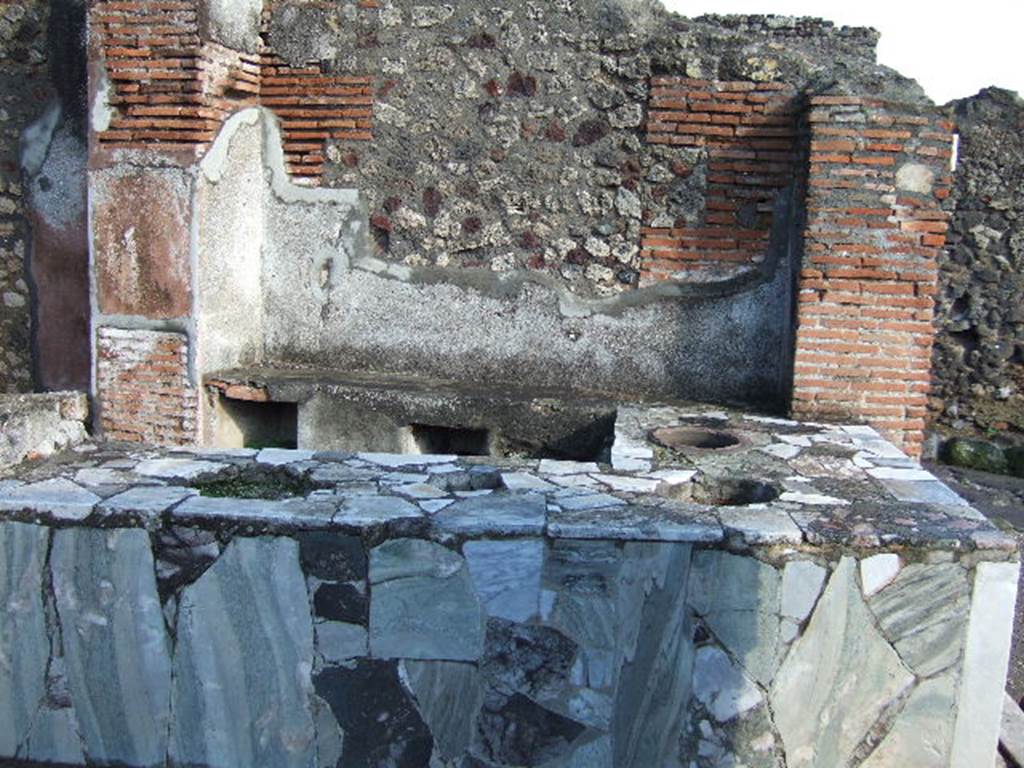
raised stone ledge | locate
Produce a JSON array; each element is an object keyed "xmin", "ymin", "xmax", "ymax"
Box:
[{"xmin": 0, "ymin": 402, "xmax": 1014, "ymax": 554}]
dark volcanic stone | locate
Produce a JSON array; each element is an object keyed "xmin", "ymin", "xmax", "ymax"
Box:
[
  {"xmin": 315, "ymin": 660, "xmax": 433, "ymax": 768},
  {"xmin": 314, "ymin": 582, "xmax": 369, "ymax": 624},
  {"xmin": 475, "ymin": 691, "xmax": 586, "ymax": 767},
  {"xmin": 297, "ymin": 532, "xmax": 367, "ymax": 581},
  {"xmin": 1006, "ymin": 447, "xmax": 1024, "ymax": 479},
  {"xmin": 481, "ymin": 619, "xmax": 577, "ymax": 700},
  {"xmin": 943, "ymin": 437, "xmax": 1009, "ymax": 475},
  {"xmin": 572, "ymin": 118, "xmax": 609, "ymax": 147},
  {"xmin": 506, "ymin": 71, "xmax": 537, "ymax": 98},
  {"xmin": 423, "ymin": 187, "xmax": 443, "ymax": 218}
]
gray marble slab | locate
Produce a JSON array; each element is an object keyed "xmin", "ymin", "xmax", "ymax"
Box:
[
  {"xmin": 433, "ymin": 493, "xmax": 547, "ymax": 536},
  {"xmin": 370, "ymin": 539, "xmax": 484, "ymax": 661},
  {"xmin": 52, "ymin": 527, "xmax": 172, "ymax": 766},
  {"xmin": 0, "ymin": 478, "xmax": 99, "ymax": 520},
  {"xmin": 0, "ymin": 521, "xmax": 51, "ymax": 759},
  {"xmin": 170, "ymin": 536, "xmax": 316, "ymax": 768},
  {"xmin": 464, "ymin": 539, "xmax": 545, "ymax": 623}
]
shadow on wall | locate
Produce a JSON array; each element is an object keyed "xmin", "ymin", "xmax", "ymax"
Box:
[{"xmin": 20, "ymin": 0, "xmax": 91, "ymax": 392}]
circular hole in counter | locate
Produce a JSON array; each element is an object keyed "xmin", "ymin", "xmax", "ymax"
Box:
[
  {"xmin": 662, "ymin": 475, "xmax": 780, "ymax": 506},
  {"xmin": 651, "ymin": 426, "xmax": 741, "ymax": 451}
]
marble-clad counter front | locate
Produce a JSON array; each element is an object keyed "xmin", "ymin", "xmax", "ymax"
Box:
[{"xmin": 0, "ymin": 404, "xmax": 1016, "ymax": 767}]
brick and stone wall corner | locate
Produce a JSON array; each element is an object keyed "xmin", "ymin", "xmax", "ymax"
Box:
[{"xmin": 791, "ymin": 95, "xmax": 954, "ymax": 456}]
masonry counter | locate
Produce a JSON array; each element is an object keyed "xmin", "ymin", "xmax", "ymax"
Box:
[{"xmin": 0, "ymin": 404, "xmax": 1016, "ymax": 768}]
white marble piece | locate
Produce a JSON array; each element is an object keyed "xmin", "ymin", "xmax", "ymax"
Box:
[
  {"xmin": 357, "ymin": 452, "xmax": 457, "ymax": 467},
  {"xmin": 591, "ymin": 474, "xmax": 661, "ymax": 494},
  {"xmin": 173, "ymin": 496, "xmax": 336, "ymax": 527},
  {"xmin": 432, "ymin": 494, "xmax": 546, "ymax": 536},
  {"xmin": 867, "ymin": 467, "xmax": 935, "ymax": 482},
  {"xmin": 429, "ymin": 464, "xmax": 461, "ymax": 474},
  {"xmin": 369, "ymin": 539, "xmax": 484, "ymax": 661},
  {"xmin": 692, "ymin": 646, "xmax": 763, "ymax": 722},
  {"xmin": 644, "ymin": 469, "xmax": 697, "ymax": 485},
  {"xmin": 688, "ymin": 551, "xmax": 781, "ymax": 685},
  {"xmin": 550, "ymin": 473, "xmax": 601, "ymax": 490},
  {"xmin": 863, "ymin": 675, "xmax": 957, "ymax": 768},
  {"xmin": 335, "ymin": 495, "xmax": 423, "ymax": 526},
  {"xmin": 134, "ymin": 458, "xmax": 224, "ymax": 479},
  {"xmin": 0, "ymin": 478, "xmax": 99, "ymax": 521},
  {"xmin": 380, "ymin": 472, "xmax": 430, "ymax": 484},
  {"xmin": 316, "ymin": 621, "xmax": 368, "ymax": 663},
  {"xmin": 0, "ymin": 522, "xmax": 51, "ymax": 759},
  {"xmin": 538, "ymin": 459, "xmax": 601, "ymax": 475},
  {"xmin": 842, "ymin": 425, "xmax": 881, "ymax": 437},
  {"xmin": 883, "ymin": 480, "xmax": 968, "ymax": 506},
  {"xmin": 419, "ymin": 499, "xmax": 454, "ymax": 514},
  {"xmin": 501, "ymin": 472, "xmax": 557, "ymax": 491},
  {"xmin": 860, "ymin": 554, "xmax": 901, "ymax": 597},
  {"xmin": 779, "ymin": 490, "xmax": 850, "ymax": 506},
  {"xmin": 400, "ymin": 660, "xmax": 483, "ymax": 762},
  {"xmin": 761, "ymin": 443, "xmax": 802, "ymax": 460},
  {"xmin": 394, "ymin": 482, "xmax": 448, "ymax": 499},
  {"xmin": 557, "ymin": 493, "xmax": 626, "ymax": 511},
  {"xmin": 771, "ymin": 558, "xmax": 914, "ymax": 768},
  {"xmin": 464, "ymin": 539, "xmax": 544, "ymax": 623},
  {"xmin": 853, "ymin": 439, "xmax": 910, "ymax": 460},
  {"xmin": 99, "ymin": 485, "xmax": 198, "ymax": 517},
  {"xmin": 779, "ymin": 435, "xmax": 812, "ymax": 447},
  {"xmin": 73, "ymin": 467, "xmax": 139, "ymax": 487},
  {"xmin": 781, "ymin": 560, "xmax": 827, "ymax": 622},
  {"xmin": 610, "ymin": 456, "xmax": 653, "ymax": 473},
  {"xmin": 743, "ymin": 415, "xmax": 801, "ymax": 427},
  {"xmin": 21, "ymin": 706, "xmax": 86, "ymax": 765},
  {"xmin": 53, "ymin": 528, "xmax": 172, "ymax": 766},
  {"xmin": 254, "ymin": 448, "xmax": 316, "ymax": 465},
  {"xmin": 718, "ymin": 508, "xmax": 803, "ymax": 545},
  {"xmin": 951, "ymin": 561, "xmax": 1020, "ymax": 768}
]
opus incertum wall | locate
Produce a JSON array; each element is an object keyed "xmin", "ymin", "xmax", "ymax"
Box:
[
  {"xmin": 85, "ymin": 0, "xmax": 954, "ymax": 456},
  {"xmin": 0, "ymin": 404, "xmax": 1018, "ymax": 767}
]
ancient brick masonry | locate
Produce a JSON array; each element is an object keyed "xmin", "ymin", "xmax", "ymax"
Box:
[
  {"xmin": 92, "ymin": 0, "xmax": 373, "ymax": 182},
  {"xmin": 642, "ymin": 78, "xmax": 801, "ymax": 282},
  {"xmin": 96, "ymin": 328, "xmax": 197, "ymax": 444},
  {"xmin": 792, "ymin": 96, "xmax": 954, "ymax": 455},
  {"xmin": 85, "ymin": 1, "xmax": 957, "ymax": 455},
  {"xmin": 90, "ymin": 0, "xmax": 378, "ymax": 447},
  {"xmin": 92, "ymin": 0, "xmax": 258, "ymax": 148}
]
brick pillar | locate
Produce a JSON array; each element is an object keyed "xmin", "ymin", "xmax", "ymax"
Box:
[
  {"xmin": 792, "ymin": 96, "xmax": 954, "ymax": 456},
  {"xmin": 88, "ymin": 0, "xmax": 258, "ymax": 446}
]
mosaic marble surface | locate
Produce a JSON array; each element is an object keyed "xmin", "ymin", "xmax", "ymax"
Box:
[
  {"xmin": 0, "ymin": 404, "xmax": 1017, "ymax": 767},
  {"xmin": 0, "ymin": 405, "xmax": 1013, "ymax": 551}
]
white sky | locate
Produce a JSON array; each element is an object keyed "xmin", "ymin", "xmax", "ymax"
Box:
[{"xmin": 662, "ymin": 0, "xmax": 1024, "ymax": 105}]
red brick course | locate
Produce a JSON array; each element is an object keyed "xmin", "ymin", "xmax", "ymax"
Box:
[
  {"xmin": 92, "ymin": 0, "xmax": 374, "ymax": 184},
  {"xmin": 96, "ymin": 327, "xmax": 198, "ymax": 445},
  {"xmin": 642, "ymin": 78, "xmax": 801, "ymax": 282}
]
